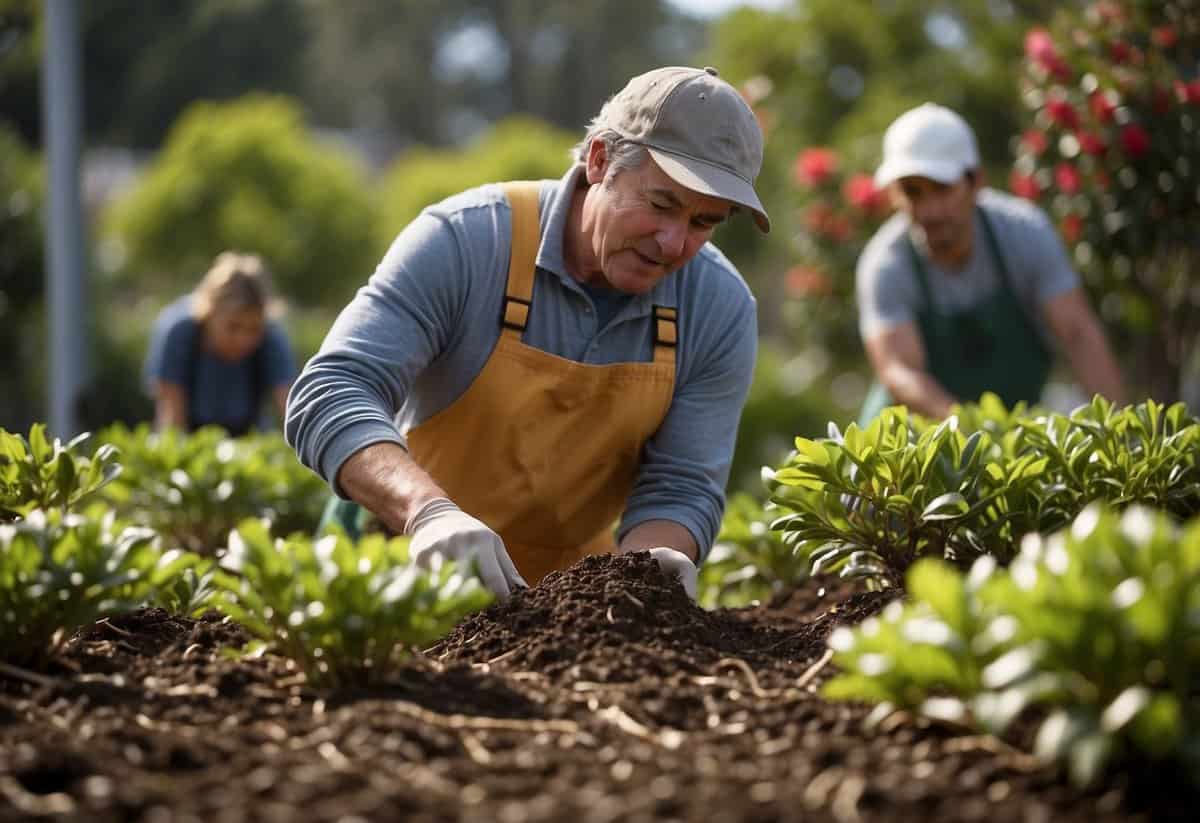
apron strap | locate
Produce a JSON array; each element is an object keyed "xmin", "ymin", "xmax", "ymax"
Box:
[
  {"xmin": 652, "ymin": 305, "xmax": 678, "ymax": 365},
  {"xmin": 906, "ymin": 207, "xmax": 1029, "ymax": 323},
  {"xmin": 499, "ymin": 181, "xmax": 543, "ymax": 340}
]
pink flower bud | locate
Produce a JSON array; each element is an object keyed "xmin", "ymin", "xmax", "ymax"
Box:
[
  {"xmin": 1021, "ymin": 129, "xmax": 1049, "ymax": 155},
  {"xmin": 842, "ymin": 174, "xmax": 884, "ymax": 213},
  {"xmin": 793, "ymin": 148, "xmax": 838, "ymax": 188},
  {"xmin": 1046, "ymin": 95, "xmax": 1080, "ymax": 129},
  {"xmin": 1009, "ymin": 170, "xmax": 1041, "ymax": 200},
  {"xmin": 1055, "ymin": 163, "xmax": 1082, "ymax": 194}
]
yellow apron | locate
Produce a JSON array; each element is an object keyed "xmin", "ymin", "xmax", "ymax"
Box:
[{"xmin": 406, "ymin": 181, "xmax": 678, "ymax": 584}]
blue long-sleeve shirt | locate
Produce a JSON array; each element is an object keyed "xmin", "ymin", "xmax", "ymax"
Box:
[{"xmin": 286, "ymin": 166, "xmax": 757, "ymax": 561}]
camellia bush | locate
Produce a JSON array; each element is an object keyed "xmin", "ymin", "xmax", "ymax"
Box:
[
  {"xmin": 214, "ymin": 520, "xmax": 492, "ymax": 687},
  {"xmin": 1012, "ymin": 0, "xmax": 1200, "ymax": 401},
  {"xmin": 766, "ymin": 396, "xmax": 1199, "ymax": 588},
  {"xmin": 96, "ymin": 424, "xmax": 329, "ymax": 555},
  {"xmin": 783, "ymin": 146, "xmax": 893, "ymax": 353},
  {"xmin": 825, "ymin": 504, "xmax": 1200, "ymax": 787}
]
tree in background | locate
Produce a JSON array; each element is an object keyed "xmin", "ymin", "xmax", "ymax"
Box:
[
  {"xmin": 0, "ymin": 125, "xmax": 42, "ymax": 428},
  {"xmin": 376, "ymin": 116, "xmax": 576, "ymax": 247},
  {"xmin": 102, "ymin": 96, "xmax": 379, "ymax": 309},
  {"xmin": 304, "ymin": 0, "xmax": 701, "ymax": 148},
  {"xmin": 1012, "ymin": 0, "xmax": 1199, "ymax": 403}
]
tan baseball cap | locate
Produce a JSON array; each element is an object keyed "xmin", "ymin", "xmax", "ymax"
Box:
[{"xmin": 597, "ymin": 66, "xmax": 770, "ymax": 233}]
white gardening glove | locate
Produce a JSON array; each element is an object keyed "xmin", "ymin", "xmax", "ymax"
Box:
[
  {"xmin": 406, "ymin": 498, "xmax": 528, "ymax": 599},
  {"xmin": 647, "ymin": 547, "xmax": 698, "ymax": 601}
]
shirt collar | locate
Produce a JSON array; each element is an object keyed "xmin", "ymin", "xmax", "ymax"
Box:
[{"xmin": 535, "ymin": 165, "xmax": 677, "ymax": 316}]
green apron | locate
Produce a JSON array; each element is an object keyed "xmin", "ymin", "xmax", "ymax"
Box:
[
  {"xmin": 317, "ymin": 495, "xmax": 381, "ymax": 542},
  {"xmin": 858, "ymin": 209, "xmax": 1052, "ymax": 426}
]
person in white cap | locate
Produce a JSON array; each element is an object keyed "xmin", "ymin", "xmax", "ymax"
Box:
[
  {"xmin": 855, "ymin": 103, "xmax": 1124, "ymax": 424},
  {"xmin": 288, "ymin": 67, "xmax": 769, "ymax": 601}
]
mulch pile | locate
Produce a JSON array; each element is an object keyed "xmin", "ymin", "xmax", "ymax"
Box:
[{"xmin": 1, "ymin": 552, "xmax": 1193, "ymax": 822}]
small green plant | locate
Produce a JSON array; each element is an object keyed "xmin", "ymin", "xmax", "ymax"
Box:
[
  {"xmin": 700, "ymin": 492, "xmax": 809, "ymax": 608},
  {"xmin": 0, "ymin": 425, "xmax": 121, "ymax": 521},
  {"xmin": 769, "ymin": 397, "xmax": 1199, "ymax": 587},
  {"xmin": 0, "ymin": 506, "xmax": 163, "ymax": 666},
  {"xmin": 213, "ymin": 520, "xmax": 493, "ymax": 687},
  {"xmin": 825, "ymin": 504, "xmax": 1200, "ymax": 787},
  {"xmin": 97, "ymin": 424, "xmax": 329, "ymax": 554}
]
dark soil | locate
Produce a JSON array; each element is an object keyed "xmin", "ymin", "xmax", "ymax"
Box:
[{"xmin": 1, "ymin": 553, "xmax": 1193, "ymax": 822}]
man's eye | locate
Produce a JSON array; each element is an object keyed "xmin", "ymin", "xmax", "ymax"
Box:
[{"xmin": 651, "ymin": 200, "xmax": 671, "ymax": 211}]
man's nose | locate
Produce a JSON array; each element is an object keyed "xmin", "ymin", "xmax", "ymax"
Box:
[{"xmin": 655, "ymin": 219, "xmax": 687, "ymax": 260}]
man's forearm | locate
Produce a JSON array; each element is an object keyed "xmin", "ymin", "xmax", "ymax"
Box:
[
  {"xmin": 335, "ymin": 442, "xmax": 449, "ymax": 536},
  {"xmin": 1063, "ymin": 323, "xmax": 1126, "ymax": 406},
  {"xmin": 878, "ymin": 363, "xmax": 957, "ymax": 419},
  {"xmin": 619, "ymin": 519, "xmax": 699, "ymax": 563}
]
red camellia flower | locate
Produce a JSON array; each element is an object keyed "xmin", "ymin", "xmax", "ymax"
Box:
[
  {"xmin": 1045, "ymin": 95, "xmax": 1080, "ymax": 129},
  {"xmin": 1055, "ymin": 163, "xmax": 1082, "ymax": 194},
  {"xmin": 1152, "ymin": 86, "xmax": 1172, "ymax": 114},
  {"xmin": 1060, "ymin": 214, "xmax": 1083, "ymax": 245},
  {"xmin": 794, "ymin": 148, "xmax": 838, "ymax": 187},
  {"xmin": 1021, "ymin": 129, "xmax": 1049, "ymax": 155},
  {"xmin": 785, "ymin": 265, "xmax": 833, "ymax": 299},
  {"xmin": 1108, "ymin": 40, "xmax": 1133, "ymax": 64},
  {"xmin": 1089, "ymin": 90, "xmax": 1117, "ymax": 122},
  {"xmin": 842, "ymin": 173, "xmax": 885, "ymax": 214},
  {"xmin": 1009, "ymin": 170, "xmax": 1041, "ymax": 200},
  {"xmin": 1077, "ymin": 130, "xmax": 1106, "ymax": 155},
  {"xmin": 1175, "ymin": 79, "xmax": 1200, "ymax": 105},
  {"xmin": 1024, "ymin": 29, "xmax": 1071, "ymax": 79},
  {"xmin": 1151, "ymin": 26, "xmax": 1178, "ymax": 49},
  {"xmin": 1119, "ymin": 123, "xmax": 1151, "ymax": 157}
]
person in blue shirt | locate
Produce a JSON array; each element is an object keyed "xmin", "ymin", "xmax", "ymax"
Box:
[
  {"xmin": 144, "ymin": 251, "xmax": 296, "ymax": 436},
  {"xmin": 287, "ymin": 66, "xmax": 769, "ymax": 601}
]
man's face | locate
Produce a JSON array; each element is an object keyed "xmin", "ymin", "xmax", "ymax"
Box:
[
  {"xmin": 205, "ymin": 305, "xmax": 265, "ymax": 362},
  {"xmin": 888, "ymin": 174, "xmax": 979, "ymax": 265},
  {"xmin": 582, "ymin": 144, "xmax": 732, "ymax": 294}
]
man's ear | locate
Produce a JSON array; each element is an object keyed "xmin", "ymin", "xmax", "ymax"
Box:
[{"xmin": 585, "ymin": 139, "xmax": 609, "ymax": 185}]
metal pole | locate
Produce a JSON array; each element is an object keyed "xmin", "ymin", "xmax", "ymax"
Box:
[{"xmin": 41, "ymin": 0, "xmax": 87, "ymax": 437}]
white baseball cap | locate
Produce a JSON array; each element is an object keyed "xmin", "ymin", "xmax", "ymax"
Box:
[{"xmin": 873, "ymin": 103, "xmax": 980, "ymax": 188}]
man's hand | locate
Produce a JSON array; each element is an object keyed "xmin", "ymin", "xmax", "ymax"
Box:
[
  {"xmin": 647, "ymin": 547, "xmax": 698, "ymax": 601},
  {"xmin": 406, "ymin": 498, "xmax": 527, "ymax": 599}
]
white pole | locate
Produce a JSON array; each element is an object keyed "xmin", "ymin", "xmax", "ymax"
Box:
[{"xmin": 41, "ymin": 0, "xmax": 88, "ymax": 437}]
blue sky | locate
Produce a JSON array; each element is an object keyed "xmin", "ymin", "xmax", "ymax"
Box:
[{"xmin": 666, "ymin": 0, "xmax": 789, "ymax": 17}]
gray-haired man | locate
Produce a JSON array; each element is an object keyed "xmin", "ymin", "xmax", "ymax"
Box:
[{"xmin": 287, "ymin": 67, "xmax": 768, "ymax": 601}]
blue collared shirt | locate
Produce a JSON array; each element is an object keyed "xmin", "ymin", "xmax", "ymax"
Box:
[{"xmin": 286, "ymin": 166, "xmax": 757, "ymax": 561}]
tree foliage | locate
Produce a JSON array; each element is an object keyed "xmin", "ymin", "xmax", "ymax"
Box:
[
  {"xmin": 102, "ymin": 95, "xmax": 379, "ymax": 307},
  {"xmin": 376, "ymin": 115, "xmax": 576, "ymax": 247},
  {"xmin": 1011, "ymin": 0, "xmax": 1200, "ymax": 402}
]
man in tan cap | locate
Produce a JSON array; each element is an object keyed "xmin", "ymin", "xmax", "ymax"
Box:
[{"xmin": 288, "ymin": 67, "xmax": 768, "ymax": 601}]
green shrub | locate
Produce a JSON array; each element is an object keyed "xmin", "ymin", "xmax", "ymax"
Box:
[
  {"xmin": 825, "ymin": 504, "xmax": 1200, "ymax": 787},
  {"xmin": 376, "ymin": 116, "xmax": 575, "ymax": 248},
  {"xmin": 700, "ymin": 492, "xmax": 807, "ymax": 608},
  {"xmin": 0, "ymin": 507, "xmax": 171, "ymax": 666},
  {"xmin": 0, "ymin": 425, "xmax": 121, "ymax": 521},
  {"xmin": 769, "ymin": 396, "xmax": 1199, "ymax": 587},
  {"xmin": 214, "ymin": 520, "xmax": 492, "ymax": 687},
  {"xmin": 102, "ymin": 95, "xmax": 379, "ymax": 308},
  {"xmin": 96, "ymin": 424, "xmax": 329, "ymax": 555}
]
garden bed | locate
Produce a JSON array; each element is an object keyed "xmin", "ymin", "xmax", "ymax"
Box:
[{"xmin": 1, "ymin": 553, "xmax": 1191, "ymax": 822}]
